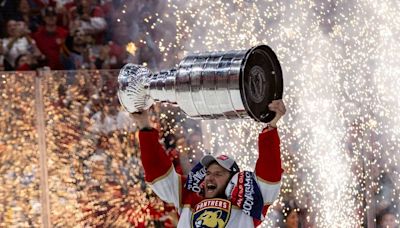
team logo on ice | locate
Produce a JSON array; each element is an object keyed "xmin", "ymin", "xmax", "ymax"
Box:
[{"xmin": 192, "ymin": 198, "xmax": 231, "ymax": 228}]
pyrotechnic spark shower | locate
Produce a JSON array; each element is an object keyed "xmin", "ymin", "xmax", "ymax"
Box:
[
  {"xmin": 150, "ymin": 0, "xmax": 400, "ymax": 226},
  {"xmin": 0, "ymin": 0, "xmax": 399, "ymax": 227}
]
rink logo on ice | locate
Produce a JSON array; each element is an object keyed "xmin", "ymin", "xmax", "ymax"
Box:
[{"xmin": 192, "ymin": 198, "xmax": 231, "ymax": 228}]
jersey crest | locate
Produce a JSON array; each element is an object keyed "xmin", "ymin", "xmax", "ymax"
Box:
[{"xmin": 192, "ymin": 198, "xmax": 232, "ymax": 228}]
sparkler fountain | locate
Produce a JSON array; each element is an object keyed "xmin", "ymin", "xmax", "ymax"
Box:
[
  {"xmin": 147, "ymin": 0, "xmax": 400, "ymax": 227},
  {"xmin": 1, "ymin": 0, "xmax": 399, "ymax": 227}
]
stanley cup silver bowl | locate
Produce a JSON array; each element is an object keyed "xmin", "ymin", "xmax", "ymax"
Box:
[{"xmin": 118, "ymin": 45, "xmax": 283, "ymax": 123}]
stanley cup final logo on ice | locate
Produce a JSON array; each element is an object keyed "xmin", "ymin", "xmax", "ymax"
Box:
[{"xmin": 117, "ymin": 45, "xmax": 283, "ymax": 123}]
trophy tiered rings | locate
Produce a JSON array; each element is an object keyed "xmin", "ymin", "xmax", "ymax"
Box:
[{"xmin": 118, "ymin": 45, "xmax": 283, "ymax": 123}]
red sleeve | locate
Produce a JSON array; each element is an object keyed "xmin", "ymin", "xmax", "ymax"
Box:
[
  {"xmin": 92, "ymin": 6, "xmax": 105, "ymax": 17},
  {"xmin": 138, "ymin": 129, "xmax": 173, "ymax": 182},
  {"xmin": 167, "ymin": 148, "xmax": 184, "ymax": 175},
  {"xmin": 255, "ymin": 128, "xmax": 283, "ymax": 182}
]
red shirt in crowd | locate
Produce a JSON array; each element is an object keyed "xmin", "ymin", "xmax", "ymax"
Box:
[{"xmin": 32, "ymin": 26, "xmax": 68, "ymax": 70}]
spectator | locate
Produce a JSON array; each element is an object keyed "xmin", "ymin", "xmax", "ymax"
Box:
[
  {"xmin": 94, "ymin": 20, "xmax": 130, "ymax": 69},
  {"xmin": 377, "ymin": 207, "xmax": 399, "ymax": 228},
  {"xmin": 60, "ymin": 28, "xmax": 94, "ymax": 70},
  {"xmin": 11, "ymin": 0, "xmax": 41, "ymax": 33},
  {"xmin": 68, "ymin": 0, "xmax": 107, "ymax": 43},
  {"xmin": 0, "ymin": 1, "xmax": 18, "ymax": 36},
  {"xmin": 93, "ymin": 44, "xmax": 111, "ymax": 69},
  {"xmin": 32, "ymin": 6, "xmax": 68, "ymax": 70},
  {"xmin": 282, "ymin": 200, "xmax": 301, "ymax": 228},
  {"xmin": 101, "ymin": 0, "xmax": 125, "ymax": 42},
  {"xmin": 14, "ymin": 54, "xmax": 33, "ymax": 71},
  {"xmin": 1, "ymin": 20, "xmax": 44, "ymax": 70}
]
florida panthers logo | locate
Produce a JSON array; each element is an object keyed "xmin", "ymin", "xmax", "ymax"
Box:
[
  {"xmin": 192, "ymin": 199, "xmax": 231, "ymax": 228},
  {"xmin": 195, "ymin": 210, "xmax": 225, "ymax": 228}
]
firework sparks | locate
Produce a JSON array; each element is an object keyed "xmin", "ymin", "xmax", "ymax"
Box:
[
  {"xmin": 126, "ymin": 42, "xmax": 137, "ymax": 56},
  {"xmin": 151, "ymin": 0, "xmax": 400, "ymax": 226},
  {"xmin": 1, "ymin": 0, "xmax": 400, "ymax": 227}
]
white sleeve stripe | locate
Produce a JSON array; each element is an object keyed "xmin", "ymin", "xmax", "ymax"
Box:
[
  {"xmin": 257, "ymin": 181, "xmax": 281, "ymax": 204},
  {"xmin": 256, "ymin": 176, "xmax": 281, "ymax": 185},
  {"xmin": 178, "ymin": 175, "xmax": 182, "ymax": 209},
  {"xmin": 147, "ymin": 165, "xmax": 175, "ymax": 185},
  {"xmin": 150, "ymin": 167, "xmax": 180, "ymax": 208}
]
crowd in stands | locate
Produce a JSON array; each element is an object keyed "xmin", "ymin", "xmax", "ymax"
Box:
[
  {"xmin": 0, "ymin": 68, "xmax": 204, "ymax": 227},
  {"xmin": 48, "ymin": 74, "xmax": 203, "ymax": 227},
  {"xmin": 0, "ymin": 0, "xmax": 166, "ymax": 71}
]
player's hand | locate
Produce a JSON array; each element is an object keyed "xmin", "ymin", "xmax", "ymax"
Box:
[
  {"xmin": 267, "ymin": 99, "xmax": 286, "ymax": 128},
  {"xmin": 131, "ymin": 109, "xmax": 151, "ymax": 130}
]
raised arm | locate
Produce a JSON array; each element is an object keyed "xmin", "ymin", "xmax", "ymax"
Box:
[
  {"xmin": 133, "ymin": 110, "xmax": 183, "ymax": 209},
  {"xmin": 255, "ymin": 100, "xmax": 286, "ymax": 214}
]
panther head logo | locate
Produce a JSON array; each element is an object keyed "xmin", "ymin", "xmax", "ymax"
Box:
[{"xmin": 195, "ymin": 210, "xmax": 226, "ymax": 228}]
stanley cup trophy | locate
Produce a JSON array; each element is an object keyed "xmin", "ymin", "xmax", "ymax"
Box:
[{"xmin": 118, "ymin": 45, "xmax": 283, "ymax": 123}]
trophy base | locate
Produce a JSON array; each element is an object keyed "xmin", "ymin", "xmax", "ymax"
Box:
[{"xmin": 240, "ymin": 45, "xmax": 283, "ymax": 123}]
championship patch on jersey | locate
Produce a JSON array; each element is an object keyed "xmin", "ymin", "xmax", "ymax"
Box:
[{"xmin": 192, "ymin": 198, "xmax": 232, "ymax": 228}]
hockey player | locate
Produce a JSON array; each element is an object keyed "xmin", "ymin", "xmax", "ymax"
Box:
[{"xmin": 132, "ymin": 99, "xmax": 286, "ymax": 227}]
